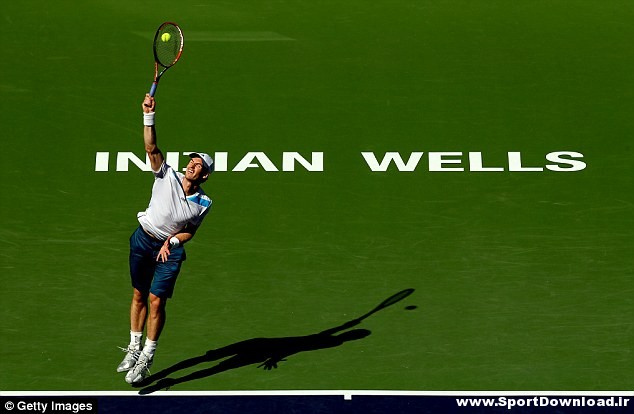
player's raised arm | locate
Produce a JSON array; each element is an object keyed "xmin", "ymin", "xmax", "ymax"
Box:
[{"xmin": 142, "ymin": 94, "xmax": 164, "ymax": 172}]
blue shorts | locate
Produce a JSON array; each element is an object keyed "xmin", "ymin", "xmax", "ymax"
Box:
[{"xmin": 129, "ymin": 226, "xmax": 186, "ymax": 298}]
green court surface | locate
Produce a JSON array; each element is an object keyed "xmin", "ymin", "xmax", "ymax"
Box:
[{"xmin": 1, "ymin": 0, "xmax": 632, "ymax": 393}]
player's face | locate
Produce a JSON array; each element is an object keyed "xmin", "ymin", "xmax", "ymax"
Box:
[{"xmin": 185, "ymin": 158, "xmax": 207, "ymax": 182}]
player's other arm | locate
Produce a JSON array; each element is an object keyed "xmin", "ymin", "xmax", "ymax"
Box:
[
  {"xmin": 142, "ymin": 94, "xmax": 164, "ymax": 172},
  {"xmin": 157, "ymin": 224, "xmax": 198, "ymax": 263},
  {"xmin": 173, "ymin": 223, "xmax": 199, "ymax": 245}
]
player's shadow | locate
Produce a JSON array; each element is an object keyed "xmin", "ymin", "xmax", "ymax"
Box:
[
  {"xmin": 136, "ymin": 323, "xmax": 371, "ymax": 394},
  {"xmin": 135, "ymin": 289, "xmax": 415, "ymax": 395}
]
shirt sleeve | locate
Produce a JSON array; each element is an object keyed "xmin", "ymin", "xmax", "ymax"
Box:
[{"xmin": 153, "ymin": 161, "xmax": 169, "ymax": 178}]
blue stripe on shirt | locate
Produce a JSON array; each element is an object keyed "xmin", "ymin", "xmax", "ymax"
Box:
[{"xmin": 187, "ymin": 194, "xmax": 212, "ymax": 208}]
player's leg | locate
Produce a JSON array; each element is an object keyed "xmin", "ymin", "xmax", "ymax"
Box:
[
  {"xmin": 146, "ymin": 293, "xmax": 167, "ymax": 342},
  {"xmin": 128, "ymin": 225, "xmax": 157, "ymax": 332},
  {"xmin": 130, "ymin": 288, "xmax": 149, "ymax": 333},
  {"xmin": 119, "ymin": 227, "xmax": 155, "ymax": 373},
  {"xmin": 126, "ymin": 246, "xmax": 184, "ymax": 384},
  {"xmin": 117, "ymin": 288, "xmax": 149, "ymax": 373}
]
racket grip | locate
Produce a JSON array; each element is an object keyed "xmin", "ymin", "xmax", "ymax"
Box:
[{"xmin": 149, "ymin": 82, "xmax": 158, "ymax": 97}]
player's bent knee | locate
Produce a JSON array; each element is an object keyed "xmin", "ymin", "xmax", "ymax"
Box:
[
  {"xmin": 132, "ymin": 288, "xmax": 148, "ymax": 302},
  {"xmin": 149, "ymin": 293, "xmax": 167, "ymax": 310}
]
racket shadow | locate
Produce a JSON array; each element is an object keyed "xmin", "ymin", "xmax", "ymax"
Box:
[{"xmin": 135, "ymin": 288, "xmax": 415, "ymax": 394}]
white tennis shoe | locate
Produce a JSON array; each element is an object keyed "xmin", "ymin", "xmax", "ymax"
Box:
[
  {"xmin": 117, "ymin": 346, "xmax": 141, "ymax": 373},
  {"xmin": 125, "ymin": 351, "xmax": 153, "ymax": 384}
]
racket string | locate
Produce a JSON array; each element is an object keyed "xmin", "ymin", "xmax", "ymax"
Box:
[{"xmin": 155, "ymin": 25, "xmax": 182, "ymax": 67}]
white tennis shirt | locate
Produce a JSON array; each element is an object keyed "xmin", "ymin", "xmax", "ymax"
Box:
[{"xmin": 137, "ymin": 162, "xmax": 212, "ymax": 240}]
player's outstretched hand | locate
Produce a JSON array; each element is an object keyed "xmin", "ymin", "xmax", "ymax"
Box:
[
  {"xmin": 142, "ymin": 94, "xmax": 156, "ymax": 113},
  {"xmin": 258, "ymin": 358, "xmax": 286, "ymax": 370}
]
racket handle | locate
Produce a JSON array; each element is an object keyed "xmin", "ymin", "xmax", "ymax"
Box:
[{"xmin": 149, "ymin": 82, "xmax": 158, "ymax": 97}]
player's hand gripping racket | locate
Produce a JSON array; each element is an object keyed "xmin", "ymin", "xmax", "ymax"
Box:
[{"xmin": 148, "ymin": 22, "xmax": 184, "ymax": 97}]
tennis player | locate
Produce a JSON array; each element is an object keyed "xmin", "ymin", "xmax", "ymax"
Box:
[{"xmin": 117, "ymin": 94, "xmax": 213, "ymax": 385}]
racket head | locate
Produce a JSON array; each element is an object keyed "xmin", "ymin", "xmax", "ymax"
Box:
[
  {"xmin": 375, "ymin": 288, "xmax": 415, "ymax": 311},
  {"xmin": 153, "ymin": 22, "xmax": 184, "ymax": 68},
  {"xmin": 357, "ymin": 288, "xmax": 415, "ymax": 320}
]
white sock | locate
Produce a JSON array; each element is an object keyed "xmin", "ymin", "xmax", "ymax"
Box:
[
  {"xmin": 130, "ymin": 331, "xmax": 143, "ymax": 350},
  {"xmin": 142, "ymin": 338, "xmax": 158, "ymax": 358}
]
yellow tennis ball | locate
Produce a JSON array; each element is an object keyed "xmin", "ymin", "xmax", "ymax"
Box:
[{"xmin": 161, "ymin": 33, "xmax": 171, "ymax": 42}]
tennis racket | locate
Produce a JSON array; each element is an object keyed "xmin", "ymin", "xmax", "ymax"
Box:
[
  {"xmin": 148, "ymin": 22, "xmax": 184, "ymax": 97},
  {"xmin": 356, "ymin": 288, "xmax": 415, "ymax": 321},
  {"xmin": 318, "ymin": 288, "xmax": 416, "ymax": 335}
]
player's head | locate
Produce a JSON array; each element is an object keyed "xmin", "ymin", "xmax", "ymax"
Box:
[{"xmin": 187, "ymin": 152, "xmax": 214, "ymax": 183}]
